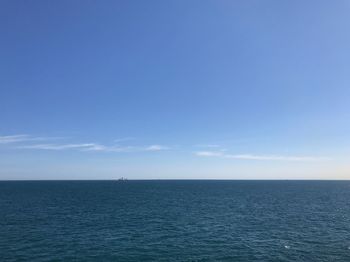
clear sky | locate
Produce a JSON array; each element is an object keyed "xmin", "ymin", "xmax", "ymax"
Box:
[{"xmin": 1, "ymin": 0, "xmax": 350, "ymax": 180}]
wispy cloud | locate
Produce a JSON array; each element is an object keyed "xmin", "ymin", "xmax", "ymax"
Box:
[
  {"xmin": 84, "ymin": 144, "xmax": 169, "ymax": 152},
  {"xmin": 0, "ymin": 134, "xmax": 61, "ymax": 144},
  {"xmin": 19, "ymin": 143, "xmax": 98, "ymax": 150},
  {"xmin": 195, "ymin": 151, "xmax": 330, "ymax": 162},
  {"xmin": 145, "ymin": 145, "xmax": 169, "ymax": 151},
  {"xmin": 18, "ymin": 142, "xmax": 170, "ymax": 153},
  {"xmin": 1, "ymin": 133, "xmax": 169, "ymax": 153},
  {"xmin": 0, "ymin": 135, "xmax": 29, "ymax": 144},
  {"xmin": 196, "ymin": 151, "xmax": 224, "ymax": 157},
  {"xmin": 83, "ymin": 144, "xmax": 135, "ymax": 152}
]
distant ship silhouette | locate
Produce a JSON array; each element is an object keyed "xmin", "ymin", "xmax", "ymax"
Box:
[{"xmin": 117, "ymin": 177, "xmax": 128, "ymax": 181}]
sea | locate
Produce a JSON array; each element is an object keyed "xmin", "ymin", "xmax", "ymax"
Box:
[{"xmin": 1, "ymin": 180, "xmax": 350, "ymax": 261}]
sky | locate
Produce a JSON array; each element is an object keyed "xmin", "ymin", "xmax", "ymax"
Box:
[{"xmin": 1, "ymin": 0, "xmax": 350, "ymax": 180}]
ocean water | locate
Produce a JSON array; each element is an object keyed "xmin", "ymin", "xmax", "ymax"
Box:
[{"xmin": 1, "ymin": 180, "xmax": 350, "ymax": 261}]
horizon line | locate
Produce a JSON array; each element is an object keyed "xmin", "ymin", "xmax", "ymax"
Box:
[{"xmin": 0, "ymin": 179, "xmax": 349, "ymax": 181}]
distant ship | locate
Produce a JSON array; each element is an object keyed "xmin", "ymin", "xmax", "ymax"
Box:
[{"xmin": 117, "ymin": 177, "xmax": 128, "ymax": 181}]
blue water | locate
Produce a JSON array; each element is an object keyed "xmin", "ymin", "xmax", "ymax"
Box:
[{"xmin": 1, "ymin": 180, "xmax": 350, "ymax": 261}]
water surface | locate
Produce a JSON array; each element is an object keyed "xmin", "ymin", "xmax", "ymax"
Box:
[{"xmin": 1, "ymin": 180, "xmax": 350, "ymax": 261}]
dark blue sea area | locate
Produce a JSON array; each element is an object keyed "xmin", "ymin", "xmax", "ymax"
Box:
[{"xmin": 1, "ymin": 180, "xmax": 350, "ymax": 261}]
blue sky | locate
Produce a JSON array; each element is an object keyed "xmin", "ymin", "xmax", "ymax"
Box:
[{"xmin": 1, "ymin": 0, "xmax": 350, "ymax": 179}]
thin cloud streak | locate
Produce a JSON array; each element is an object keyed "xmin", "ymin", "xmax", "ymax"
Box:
[
  {"xmin": 196, "ymin": 151, "xmax": 223, "ymax": 157},
  {"xmin": 1, "ymin": 134, "xmax": 169, "ymax": 153},
  {"xmin": 0, "ymin": 134, "xmax": 62, "ymax": 144},
  {"xmin": 18, "ymin": 143, "xmax": 170, "ymax": 153},
  {"xmin": 0, "ymin": 135, "xmax": 29, "ymax": 144},
  {"xmin": 19, "ymin": 143, "xmax": 97, "ymax": 150},
  {"xmin": 84, "ymin": 144, "xmax": 169, "ymax": 152},
  {"xmin": 195, "ymin": 151, "xmax": 330, "ymax": 162},
  {"xmin": 145, "ymin": 145, "xmax": 169, "ymax": 151}
]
